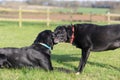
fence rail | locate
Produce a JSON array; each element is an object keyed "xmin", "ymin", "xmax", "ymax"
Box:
[
  {"xmin": 0, "ymin": 7, "xmax": 120, "ymax": 27},
  {"xmin": 107, "ymin": 12, "xmax": 120, "ymax": 24},
  {"xmin": 0, "ymin": 7, "xmax": 50, "ymax": 27}
]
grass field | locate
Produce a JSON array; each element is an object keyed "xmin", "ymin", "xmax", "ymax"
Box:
[
  {"xmin": 0, "ymin": 21, "xmax": 120, "ymax": 80},
  {"xmin": 52, "ymin": 7, "xmax": 109, "ymax": 14}
]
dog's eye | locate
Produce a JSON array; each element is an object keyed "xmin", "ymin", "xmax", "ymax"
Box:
[{"xmin": 55, "ymin": 31, "xmax": 60, "ymax": 34}]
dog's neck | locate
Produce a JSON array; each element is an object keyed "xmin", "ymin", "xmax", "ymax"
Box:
[
  {"xmin": 70, "ymin": 25, "xmax": 75, "ymax": 44},
  {"xmin": 33, "ymin": 42, "xmax": 52, "ymax": 50},
  {"xmin": 39, "ymin": 43, "xmax": 51, "ymax": 50}
]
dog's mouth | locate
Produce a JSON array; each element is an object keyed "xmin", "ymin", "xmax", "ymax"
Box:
[
  {"xmin": 54, "ymin": 37, "xmax": 67, "ymax": 44},
  {"xmin": 54, "ymin": 38, "xmax": 60, "ymax": 43}
]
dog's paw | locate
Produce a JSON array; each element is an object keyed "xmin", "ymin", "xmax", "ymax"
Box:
[{"xmin": 76, "ymin": 72, "xmax": 80, "ymax": 75}]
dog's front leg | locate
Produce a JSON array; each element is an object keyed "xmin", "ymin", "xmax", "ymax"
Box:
[
  {"xmin": 40, "ymin": 58, "xmax": 53, "ymax": 71},
  {"xmin": 76, "ymin": 48, "xmax": 90, "ymax": 75}
]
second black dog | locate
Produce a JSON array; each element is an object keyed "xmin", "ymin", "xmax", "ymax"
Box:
[
  {"xmin": 0, "ymin": 30, "xmax": 54, "ymax": 71},
  {"xmin": 54, "ymin": 23, "xmax": 120, "ymax": 74}
]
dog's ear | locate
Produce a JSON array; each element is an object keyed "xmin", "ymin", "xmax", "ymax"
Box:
[
  {"xmin": 63, "ymin": 25, "xmax": 67, "ymax": 30},
  {"xmin": 49, "ymin": 32, "xmax": 54, "ymax": 50},
  {"xmin": 66, "ymin": 25, "xmax": 73, "ymax": 41}
]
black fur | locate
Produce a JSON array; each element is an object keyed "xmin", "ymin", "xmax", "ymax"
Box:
[
  {"xmin": 54, "ymin": 23, "xmax": 120, "ymax": 73},
  {"xmin": 0, "ymin": 30, "xmax": 54, "ymax": 71}
]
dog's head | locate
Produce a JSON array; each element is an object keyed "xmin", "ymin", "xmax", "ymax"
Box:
[
  {"xmin": 53, "ymin": 25, "xmax": 73, "ymax": 43},
  {"xmin": 33, "ymin": 30, "xmax": 55, "ymax": 49}
]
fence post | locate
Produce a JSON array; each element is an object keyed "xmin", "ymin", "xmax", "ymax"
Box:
[
  {"xmin": 19, "ymin": 7, "xmax": 22, "ymax": 27},
  {"xmin": 90, "ymin": 12, "xmax": 92, "ymax": 22},
  {"xmin": 107, "ymin": 12, "xmax": 110, "ymax": 24},
  {"xmin": 47, "ymin": 7, "xmax": 50, "ymax": 27}
]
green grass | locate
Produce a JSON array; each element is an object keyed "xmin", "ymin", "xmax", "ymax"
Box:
[
  {"xmin": 0, "ymin": 21, "xmax": 120, "ymax": 80},
  {"xmin": 52, "ymin": 7, "xmax": 109, "ymax": 14},
  {"xmin": 76, "ymin": 7, "xmax": 109, "ymax": 14}
]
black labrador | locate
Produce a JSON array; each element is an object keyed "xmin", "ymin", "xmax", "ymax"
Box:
[
  {"xmin": 53, "ymin": 23, "xmax": 120, "ymax": 74},
  {"xmin": 0, "ymin": 30, "xmax": 55, "ymax": 71}
]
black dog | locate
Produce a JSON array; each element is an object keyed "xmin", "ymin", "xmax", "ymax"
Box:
[
  {"xmin": 54, "ymin": 23, "xmax": 120, "ymax": 74},
  {"xmin": 0, "ymin": 30, "xmax": 54, "ymax": 71}
]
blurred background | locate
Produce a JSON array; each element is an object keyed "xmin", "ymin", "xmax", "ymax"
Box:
[{"xmin": 0, "ymin": 0, "xmax": 120, "ymax": 27}]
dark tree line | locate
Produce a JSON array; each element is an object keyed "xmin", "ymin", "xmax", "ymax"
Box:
[
  {"xmin": 1, "ymin": 0, "xmax": 120, "ymax": 9},
  {"xmin": 25, "ymin": 0, "xmax": 120, "ymax": 9}
]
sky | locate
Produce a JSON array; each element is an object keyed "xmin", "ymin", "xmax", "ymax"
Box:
[
  {"xmin": 57, "ymin": 0, "xmax": 120, "ymax": 1},
  {"xmin": 0, "ymin": 0, "xmax": 119, "ymax": 1},
  {"xmin": 0, "ymin": 0, "xmax": 26, "ymax": 1}
]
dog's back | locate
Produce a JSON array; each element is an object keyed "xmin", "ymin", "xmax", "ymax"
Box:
[
  {"xmin": 0, "ymin": 47, "xmax": 35, "ymax": 68},
  {"xmin": 75, "ymin": 23, "xmax": 120, "ymax": 51}
]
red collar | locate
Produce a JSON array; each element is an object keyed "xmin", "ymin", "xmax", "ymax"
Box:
[{"xmin": 70, "ymin": 25, "xmax": 75, "ymax": 44}]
